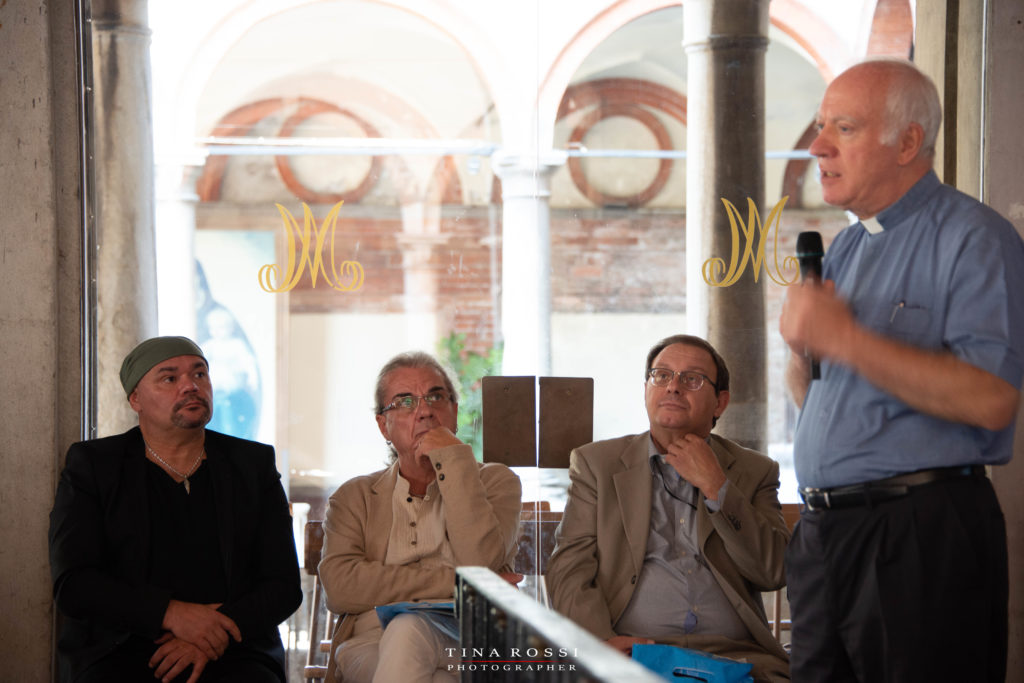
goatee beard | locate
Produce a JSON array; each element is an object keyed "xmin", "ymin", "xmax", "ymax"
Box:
[{"xmin": 171, "ymin": 397, "xmax": 212, "ymax": 429}]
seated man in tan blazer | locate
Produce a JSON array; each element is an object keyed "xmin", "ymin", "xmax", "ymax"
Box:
[
  {"xmin": 319, "ymin": 351, "xmax": 522, "ymax": 682},
  {"xmin": 547, "ymin": 335, "xmax": 790, "ymax": 681}
]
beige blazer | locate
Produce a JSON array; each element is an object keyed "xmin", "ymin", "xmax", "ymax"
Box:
[
  {"xmin": 546, "ymin": 432, "xmax": 790, "ymax": 664},
  {"xmin": 319, "ymin": 444, "xmax": 521, "ymax": 680}
]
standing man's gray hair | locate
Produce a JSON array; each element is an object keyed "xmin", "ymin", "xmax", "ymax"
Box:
[{"xmin": 862, "ymin": 57, "xmax": 942, "ymax": 157}]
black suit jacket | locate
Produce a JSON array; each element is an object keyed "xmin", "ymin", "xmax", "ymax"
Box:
[{"xmin": 48, "ymin": 427, "xmax": 302, "ymax": 682}]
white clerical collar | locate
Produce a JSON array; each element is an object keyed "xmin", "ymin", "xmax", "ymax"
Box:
[{"xmin": 861, "ymin": 216, "xmax": 884, "ymax": 234}]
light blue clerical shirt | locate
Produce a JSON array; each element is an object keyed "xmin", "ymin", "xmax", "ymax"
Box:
[{"xmin": 794, "ymin": 171, "xmax": 1024, "ymax": 489}]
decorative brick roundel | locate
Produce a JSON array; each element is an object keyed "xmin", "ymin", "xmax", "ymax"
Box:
[
  {"xmin": 558, "ymin": 78, "xmax": 686, "ymax": 208},
  {"xmin": 274, "ymin": 100, "xmax": 383, "ymax": 204},
  {"xmin": 567, "ymin": 103, "xmax": 673, "ymax": 207}
]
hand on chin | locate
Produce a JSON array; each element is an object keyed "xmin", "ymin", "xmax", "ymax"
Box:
[{"xmin": 414, "ymin": 426, "xmax": 462, "ymax": 457}]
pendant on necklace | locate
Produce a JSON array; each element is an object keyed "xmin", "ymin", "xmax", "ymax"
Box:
[{"xmin": 144, "ymin": 442, "xmax": 202, "ymax": 495}]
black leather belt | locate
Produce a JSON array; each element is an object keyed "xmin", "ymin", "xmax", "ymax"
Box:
[{"xmin": 799, "ymin": 465, "xmax": 986, "ymax": 511}]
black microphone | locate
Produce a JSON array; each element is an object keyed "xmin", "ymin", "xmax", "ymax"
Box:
[{"xmin": 796, "ymin": 231, "xmax": 824, "ymax": 380}]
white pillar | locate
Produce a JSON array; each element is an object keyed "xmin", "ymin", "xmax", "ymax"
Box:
[
  {"xmin": 492, "ymin": 152, "xmax": 565, "ymax": 376},
  {"xmin": 155, "ymin": 160, "xmax": 204, "ymax": 338},
  {"xmin": 398, "ymin": 201, "xmax": 444, "ymax": 351}
]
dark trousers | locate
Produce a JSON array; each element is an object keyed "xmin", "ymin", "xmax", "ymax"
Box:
[
  {"xmin": 74, "ymin": 639, "xmax": 282, "ymax": 683},
  {"xmin": 785, "ymin": 475, "xmax": 1007, "ymax": 683}
]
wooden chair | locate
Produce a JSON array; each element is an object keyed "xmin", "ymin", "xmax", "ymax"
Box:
[
  {"xmin": 770, "ymin": 502, "xmax": 803, "ymax": 641},
  {"xmin": 515, "ymin": 505, "xmax": 563, "ymax": 576},
  {"xmin": 301, "ymin": 501, "xmax": 563, "ymax": 681},
  {"xmin": 302, "ymin": 520, "xmax": 335, "ymax": 682}
]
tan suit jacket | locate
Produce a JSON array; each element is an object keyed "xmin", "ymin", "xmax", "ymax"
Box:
[
  {"xmin": 319, "ymin": 444, "xmax": 521, "ymax": 680},
  {"xmin": 546, "ymin": 432, "xmax": 789, "ymax": 667}
]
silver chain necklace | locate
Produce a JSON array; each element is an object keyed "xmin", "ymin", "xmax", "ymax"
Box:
[{"xmin": 145, "ymin": 443, "xmax": 204, "ymax": 494}]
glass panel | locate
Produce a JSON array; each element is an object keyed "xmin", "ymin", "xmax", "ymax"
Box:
[
  {"xmin": 145, "ymin": 2, "xmax": 852, "ymax": 508},
  {"xmin": 77, "ymin": 0, "xmax": 890, "ymax": 674}
]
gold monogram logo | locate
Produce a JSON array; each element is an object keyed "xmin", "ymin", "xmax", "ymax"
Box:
[
  {"xmin": 258, "ymin": 201, "xmax": 365, "ymax": 293},
  {"xmin": 701, "ymin": 196, "xmax": 798, "ymax": 287}
]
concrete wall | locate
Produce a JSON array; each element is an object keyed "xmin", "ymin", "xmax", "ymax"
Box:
[
  {"xmin": 918, "ymin": 1, "xmax": 1024, "ymax": 677},
  {"xmin": 0, "ymin": 1, "xmax": 84, "ymax": 681}
]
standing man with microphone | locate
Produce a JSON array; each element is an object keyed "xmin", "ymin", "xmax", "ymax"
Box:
[{"xmin": 780, "ymin": 57, "xmax": 1024, "ymax": 683}]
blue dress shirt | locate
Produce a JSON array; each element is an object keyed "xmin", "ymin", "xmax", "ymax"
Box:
[{"xmin": 794, "ymin": 171, "xmax": 1024, "ymax": 489}]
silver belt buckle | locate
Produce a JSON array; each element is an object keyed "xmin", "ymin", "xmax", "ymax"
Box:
[{"xmin": 801, "ymin": 487, "xmax": 830, "ymax": 510}]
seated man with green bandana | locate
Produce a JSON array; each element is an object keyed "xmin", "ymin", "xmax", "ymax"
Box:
[{"xmin": 49, "ymin": 336, "xmax": 302, "ymax": 683}]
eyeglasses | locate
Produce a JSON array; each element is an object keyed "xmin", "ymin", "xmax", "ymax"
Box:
[
  {"xmin": 380, "ymin": 391, "xmax": 452, "ymax": 414},
  {"xmin": 646, "ymin": 368, "xmax": 718, "ymax": 392}
]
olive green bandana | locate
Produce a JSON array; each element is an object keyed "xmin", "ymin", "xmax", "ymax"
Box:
[{"xmin": 119, "ymin": 336, "xmax": 207, "ymax": 396}]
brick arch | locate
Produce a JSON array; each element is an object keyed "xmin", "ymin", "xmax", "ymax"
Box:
[
  {"xmin": 166, "ymin": 1, "xmax": 506, "ymax": 170},
  {"xmin": 769, "ymin": 0, "xmax": 853, "ymax": 83},
  {"xmin": 557, "ymin": 77, "xmax": 687, "ymax": 124},
  {"xmin": 866, "ymin": 0, "xmax": 914, "ymax": 58},
  {"xmin": 426, "ymin": 156, "xmax": 464, "ymax": 205},
  {"xmin": 538, "ymin": 0, "xmax": 686, "ymax": 151}
]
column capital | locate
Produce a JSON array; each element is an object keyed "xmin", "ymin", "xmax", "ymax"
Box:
[
  {"xmin": 91, "ymin": 0, "xmax": 151, "ymax": 36},
  {"xmin": 682, "ymin": 0, "xmax": 770, "ymax": 51},
  {"xmin": 491, "ymin": 150, "xmax": 567, "ymax": 199}
]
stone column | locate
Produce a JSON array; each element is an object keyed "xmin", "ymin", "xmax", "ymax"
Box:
[
  {"xmin": 492, "ymin": 152, "xmax": 566, "ymax": 376},
  {"xmin": 683, "ymin": 0, "xmax": 769, "ymax": 452},
  {"xmin": 0, "ymin": 1, "xmax": 84, "ymax": 678},
  {"xmin": 92, "ymin": 0, "xmax": 158, "ymax": 435}
]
